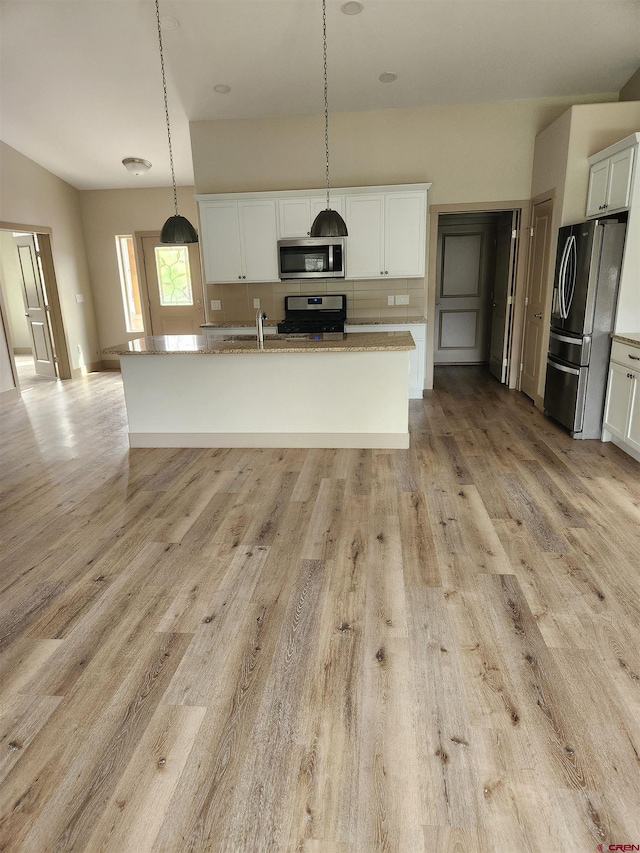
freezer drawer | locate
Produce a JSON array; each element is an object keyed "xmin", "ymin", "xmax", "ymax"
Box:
[
  {"xmin": 548, "ymin": 329, "xmax": 591, "ymax": 366},
  {"xmin": 544, "ymin": 357, "xmax": 588, "ymax": 434}
]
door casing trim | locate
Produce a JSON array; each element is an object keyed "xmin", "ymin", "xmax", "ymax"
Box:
[{"xmin": 427, "ymin": 199, "xmax": 532, "ymax": 391}]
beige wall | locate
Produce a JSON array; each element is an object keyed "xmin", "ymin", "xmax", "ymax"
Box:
[
  {"xmin": 619, "ymin": 67, "xmax": 640, "ymax": 102},
  {"xmin": 0, "ymin": 142, "xmax": 100, "ymax": 373},
  {"xmin": 79, "ymin": 187, "xmax": 198, "ymax": 350},
  {"xmin": 191, "ymin": 94, "xmax": 616, "ymax": 203},
  {"xmin": 0, "ymin": 231, "xmax": 32, "ymax": 350},
  {"xmin": 0, "ymin": 298, "xmax": 17, "ymax": 395},
  {"xmin": 563, "ymin": 101, "xmax": 640, "ymax": 225}
]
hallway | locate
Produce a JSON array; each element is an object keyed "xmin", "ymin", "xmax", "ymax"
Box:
[{"xmin": 1, "ymin": 366, "xmax": 639, "ymax": 851}]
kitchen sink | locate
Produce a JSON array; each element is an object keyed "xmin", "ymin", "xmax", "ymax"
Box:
[{"xmin": 221, "ymin": 335, "xmax": 259, "ymax": 342}]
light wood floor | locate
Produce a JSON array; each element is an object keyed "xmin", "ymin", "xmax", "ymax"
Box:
[{"xmin": 1, "ymin": 365, "xmax": 640, "ymax": 852}]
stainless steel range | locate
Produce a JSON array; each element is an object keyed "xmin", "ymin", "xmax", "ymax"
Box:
[{"xmin": 277, "ymin": 295, "xmax": 346, "ymax": 334}]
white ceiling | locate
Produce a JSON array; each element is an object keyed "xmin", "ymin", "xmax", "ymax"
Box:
[{"xmin": 1, "ymin": 0, "xmax": 639, "ymax": 191}]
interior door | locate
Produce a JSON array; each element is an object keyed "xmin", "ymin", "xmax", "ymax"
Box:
[
  {"xmin": 489, "ymin": 211, "xmax": 519, "ymax": 383},
  {"xmin": 14, "ymin": 234, "xmax": 57, "ymax": 378},
  {"xmin": 434, "ymin": 221, "xmax": 497, "ymax": 364},
  {"xmin": 520, "ymin": 198, "xmax": 554, "ymax": 402},
  {"xmin": 141, "ymin": 236, "xmax": 204, "ymax": 335}
]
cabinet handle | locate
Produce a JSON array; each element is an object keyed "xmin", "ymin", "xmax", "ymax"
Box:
[{"xmin": 628, "ymin": 354, "xmax": 640, "ymax": 360}]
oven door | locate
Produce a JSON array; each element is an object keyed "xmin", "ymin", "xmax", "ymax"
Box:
[{"xmin": 278, "ymin": 239, "xmax": 345, "ymax": 279}]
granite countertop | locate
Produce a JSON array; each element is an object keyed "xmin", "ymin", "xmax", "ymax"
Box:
[
  {"xmin": 103, "ymin": 331, "xmax": 416, "ymax": 356},
  {"xmin": 199, "ymin": 317, "xmax": 426, "ymax": 329},
  {"xmin": 612, "ymin": 332, "xmax": 640, "ymax": 348}
]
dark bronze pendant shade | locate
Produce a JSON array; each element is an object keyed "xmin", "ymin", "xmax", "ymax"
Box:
[
  {"xmin": 310, "ymin": 0, "xmax": 347, "ymax": 239},
  {"xmin": 310, "ymin": 208, "xmax": 348, "ymax": 237},
  {"xmin": 160, "ymin": 214, "xmax": 199, "ymax": 244},
  {"xmin": 156, "ymin": 0, "xmax": 198, "ymax": 244}
]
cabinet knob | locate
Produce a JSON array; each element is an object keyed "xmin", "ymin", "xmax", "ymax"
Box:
[
  {"xmin": 243, "ymin": 275, "xmax": 246, "ymax": 279},
  {"xmin": 238, "ymin": 275, "xmax": 242, "ymax": 279},
  {"xmin": 384, "ymin": 271, "xmax": 389, "ymax": 275},
  {"xmin": 380, "ymin": 271, "xmax": 384, "ymax": 276}
]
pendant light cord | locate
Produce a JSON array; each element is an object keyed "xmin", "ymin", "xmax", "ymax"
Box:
[
  {"xmin": 322, "ymin": 0, "xmax": 331, "ymax": 210},
  {"xmin": 155, "ymin": 0, "xmax": 179, "ymax": 217}
]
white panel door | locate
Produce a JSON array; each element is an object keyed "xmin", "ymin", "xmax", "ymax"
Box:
[
  {"xmin": 384, "ymin": 192, "xmax": 426, "ymax": 277},
  {"xmin": 434, "ymin": 223, "xmax": 496, "ymax": 364},
  {"xmin": 344, "ymin": 195, "xmax": 385, "ymax": 278},
  {"xmin": 15, "ymin": 234, "xmax": 56, "ymax": 378},
  {"xmin": 238, "ymin": 200, "xmax": 278, "ymax": 282},
  {"xmin": 200, "ymin": 203, "xmax": 242, "ymax": 283},
  {"xmin": 521, "ymin": 197, "xmax": 553, "ymax": 402}
]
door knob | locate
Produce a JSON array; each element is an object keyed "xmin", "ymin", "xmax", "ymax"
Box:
[{"xmin": 534, "ymin": 312, "xmax": 542, "ymax": 319}]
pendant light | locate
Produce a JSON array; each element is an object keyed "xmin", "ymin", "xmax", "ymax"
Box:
[
  {"xmin": 155, "ymin": 0, "xmax": 198, "ymax": 244},
  {"xmin": 310, "ymin": 0, "xmax": 348, "ymax": 238}
]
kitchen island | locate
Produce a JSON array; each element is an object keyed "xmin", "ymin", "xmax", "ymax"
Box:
[{"xmin": 103, "ymin": 331, "xmax": 415, "ymax": 449}]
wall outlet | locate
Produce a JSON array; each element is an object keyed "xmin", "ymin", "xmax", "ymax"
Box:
[
  {"xmin": 395, "ymin": 294, "xmax": 410, "ymax": 305},
  {"xmin": 210, "ymin": 299, "xmax": 222, "ymax": 311},
  {"xmin": 253, "ymin": 298, "xmax": 261, "ymax": 309},
  {"xmin": 387, "ymin": 295, "xmax": 395, "ymax": 306},
  {"xmin": 75, "ymin": 293, "xmax": 84, "ymax": 303}
]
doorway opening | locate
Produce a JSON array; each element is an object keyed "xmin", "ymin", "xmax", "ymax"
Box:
[{"xmin": 427, "ymin": 201, "xmax": 531, "ymax": 391}]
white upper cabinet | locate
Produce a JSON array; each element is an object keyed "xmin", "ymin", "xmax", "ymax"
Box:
[
  {"xmin": 345, "ymin": 190, "xmax": 427, "ymax": 279},
  {"xmin": 197, "ymin": 184, "xmax": 429, "ymax": 283},
  {"xmin": 385, "ymin": 192, "xmax": 427, "ymax": 277},
  {"xmin": 278, "ymin": 196, "xmax": 344, "ymax": 238},
  {"xmin": 586, "ymin": 142, "xmax": 635, "ymax": 218},
  {"xmin": 239, "ymin": 201, "xmax": 279, "ymax": 282},
  {"xmin": 344, "ymin": 195, "xmax": 385, "ymax": 278},
  {"xmin": 199, "ymin": 199, "xmax": 278, "ymax": 283}
]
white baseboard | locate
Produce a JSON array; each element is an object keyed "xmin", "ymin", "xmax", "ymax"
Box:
[{"xmin": 128, "ymin": 431, "xmax": 410, "ymax": 449}]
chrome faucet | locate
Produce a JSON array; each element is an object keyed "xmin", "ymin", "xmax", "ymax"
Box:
[{"xmin": 256, "ymin": 309, "xmax": 268, "ymax": 348}]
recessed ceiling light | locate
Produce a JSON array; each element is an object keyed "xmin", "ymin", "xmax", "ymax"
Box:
[
  {"xmin": 122, "ymin": 158, "xmax": 152, "ymax": 176},
  {"xmin": 214, "ymin": 84, "xmax": 231, "ymax": 95},
  {"xmin": 379, "ymin": 72, "xmax": 398, "ymax": 83},
  {"xmin": 341, "ymin": 1, "xmax": 363, "ymax": 14},
  {"xmin": 160, "ymin": 16, "xmax": 179, "ymax": 30}
]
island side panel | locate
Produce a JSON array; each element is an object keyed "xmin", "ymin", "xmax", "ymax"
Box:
[{"xmin": 119, "ymin": 350, "xmax": 410, "ymax": 448}]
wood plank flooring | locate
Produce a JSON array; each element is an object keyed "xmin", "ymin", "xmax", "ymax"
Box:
[{"xmin": 1, "ymin": 364, "xmax": 640, "ymax": 852}]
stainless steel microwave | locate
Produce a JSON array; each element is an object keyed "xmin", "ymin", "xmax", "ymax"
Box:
[{"xmin": 277, "ymin": 238, "xmax": 345, "ymax": 279}]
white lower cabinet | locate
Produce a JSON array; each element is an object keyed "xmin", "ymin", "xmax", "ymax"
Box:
[
  {"xmin": 602, "ymin": 341, "xmax": 640, "ymax": 460},
  {"xmin": 345, "ymin": 322, "xmax": 425, "ymax": 399}
]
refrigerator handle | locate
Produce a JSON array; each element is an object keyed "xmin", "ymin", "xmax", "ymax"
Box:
[
  {"xmin": 565, "ymin": 236, "xmax": 577, "ymax": 318},
  {"xmin": 558, "ymin": 237, "xmax": 571, "ymax": 319}
]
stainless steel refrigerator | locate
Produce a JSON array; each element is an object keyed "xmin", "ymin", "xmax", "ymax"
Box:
[{"xmin": 543, "ymin": 216, "xmax": 626, "ymax": 439}]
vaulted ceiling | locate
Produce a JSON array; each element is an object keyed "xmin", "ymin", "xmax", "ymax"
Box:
[{"xmin": 1, "ymin": 0, "xmax": 638, "ymax": 190}]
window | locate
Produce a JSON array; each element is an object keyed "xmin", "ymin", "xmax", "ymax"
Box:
[
  {"xmin": 115, "ymin": 235, "xmax": 144, "ymax": 333},
  {"xmin": 154, "ymin": 246, "xmax": 193, "ymax": 306}
]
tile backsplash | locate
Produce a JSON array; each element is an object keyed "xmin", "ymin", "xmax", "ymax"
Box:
[{"xmin": 205, "ymin": 278, "xmax": 426, "ymax": 324}]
